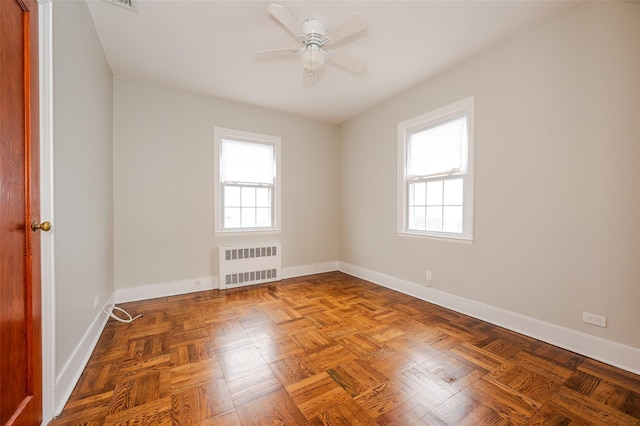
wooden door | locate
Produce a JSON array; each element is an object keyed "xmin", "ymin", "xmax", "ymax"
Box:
[{"xmin": 0, "ymin": 0, "xmax": 42, "ymax": 424}]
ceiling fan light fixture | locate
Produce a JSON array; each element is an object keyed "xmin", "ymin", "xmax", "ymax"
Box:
[{"xmin": 303, "ymin": 44, "xmax": 325, "ymax": 73}]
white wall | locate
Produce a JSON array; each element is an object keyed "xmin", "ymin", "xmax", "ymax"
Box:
[
  {"xmin": 52, "ymin": 0, "xmax": 113, "ymax": 391},
  {"xmin": 339, "ymin": 2, "xmax": 640, "ymax": 349},
  {"xmin": 113, "ymin": 77, "xmax": 339, "ymax": 291}
]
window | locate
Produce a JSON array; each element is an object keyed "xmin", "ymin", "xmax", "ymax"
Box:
[
  {"xmin": 214, "ymin": 127, "xmax": 281, "ymax": 234},
  {"xmin": 398, "ymin": 97, "xmax": 474, "ymax": 240}
]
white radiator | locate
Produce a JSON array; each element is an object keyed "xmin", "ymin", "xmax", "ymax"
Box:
[{"xmin": 218, "ymin": 243, "xmax": 281, "ymax": 289}]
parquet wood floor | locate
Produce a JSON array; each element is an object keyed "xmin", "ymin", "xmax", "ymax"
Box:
[{"xmin": 50, "ymin": 272, "xmax": 640, "ymax": 425}]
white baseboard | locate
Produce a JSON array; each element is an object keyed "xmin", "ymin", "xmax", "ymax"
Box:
[
  {"xmin": 115, "ymin": 276, "xmax": 217, "ymax": 304},
  {"xmin": 113, "ymin": 263, "xmax": 340, "ymax": 304},
  {"xmin": 282, "ymin": 261, "xmax": 338, "ymax": 279},
  {"xmin": 338, "ymin": 261, "xmax": 640, "ymax": 375},
  {"xmin": 54, "ymin": 290, "xmax": 114, "ymax": 415}
]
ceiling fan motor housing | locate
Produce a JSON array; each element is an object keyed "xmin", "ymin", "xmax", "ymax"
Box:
[{"xmin": 302, "ymin": 19, "xmax": 327, "ymax": 38}]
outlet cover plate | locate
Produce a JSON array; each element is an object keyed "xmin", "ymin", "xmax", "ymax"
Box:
[{"xmin": 582, "ymin": 312, "xmax": 607, "ymax": 327}]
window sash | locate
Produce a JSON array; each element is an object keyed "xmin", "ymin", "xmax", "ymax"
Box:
[
  {"xmin": 222, "ymin": 183, "xmax": 273, "ymax": 230},
  {"xmin": 407, "ymin": 175, "xmax": 465, "ymax": 235}
]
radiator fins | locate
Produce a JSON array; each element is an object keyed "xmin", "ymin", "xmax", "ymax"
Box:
[{"xmin": 218, "ymin": 244, "xmax": 281, "ymax": 289}]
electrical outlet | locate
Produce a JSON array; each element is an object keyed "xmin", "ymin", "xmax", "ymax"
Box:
[
  {"xmin": 425, "ymin": 270, "xmax": 433, "ymax": 287},
  {"xmin": 582, "ymin": 312, "xmax": 607, "ymax": 327},
  {"xmin": 93, "ymin": 295, "xmax": 99, "ymax": 308},
  {"xmin": 195, "ymin": 280, "xmax": 201, "ymax": 285}
]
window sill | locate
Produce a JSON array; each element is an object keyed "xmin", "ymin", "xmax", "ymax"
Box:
[
  {"xmin": 397, "ymin": 231, "xmax": 474, "ymax": 244},
  {"xmin": 215, "ymin": 228, "xmax": 281, "ymax": 237}
]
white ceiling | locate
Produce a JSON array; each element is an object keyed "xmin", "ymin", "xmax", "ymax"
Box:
[{"xmin": 86, "ymin": 0, "xmax": 581, "ymax": 124}]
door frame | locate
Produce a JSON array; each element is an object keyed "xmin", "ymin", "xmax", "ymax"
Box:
[{"xmin": 38, "ymin": 0, "xmax": 56, "ymax": 423}]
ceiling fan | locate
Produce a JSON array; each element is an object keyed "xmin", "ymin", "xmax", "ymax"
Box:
[{"xmin": 254, "ymin": 4, "xmax": 368, "ymax": 83}]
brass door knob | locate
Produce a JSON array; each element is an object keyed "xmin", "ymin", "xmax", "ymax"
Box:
[{"xmin": 31, "ymin": 221, "xmax": 52, "ymax": 232}]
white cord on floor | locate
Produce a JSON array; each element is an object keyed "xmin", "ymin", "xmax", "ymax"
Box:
[{"xmin": 103, "ymin": 305, "xmax": 144, "ymax": 323}]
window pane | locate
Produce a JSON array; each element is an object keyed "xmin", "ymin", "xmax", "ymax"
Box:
[
  {"xmin": 225, "ymin": 208, "xmax": 240, "ymax": 228},
  {"xmin": 241, "ymin": 207, "xmax": 256, "ymax": 227},
  {"xmin": 221, "ymin": 139, "xmax": 274, "ymax": 184},
  {"xmin": 407, "ymin": 116, "xmax": 466, "ymax": 177},
  {"xmin": 410, "ymin": 182, "xmax": 426, "ymax": 206},
  {"xmin": 443, "ymin": 206, "xmax": 463, "ymax": 233},
  {"xmin": 409, "ymin": 206, "xmax": 426, "ymax": 230},
  {"xmin": 444, "ymin": 178, "xmax": 463, "ymax": 205},
  {"xmin": 222, "ymin": 185, "xmax": 272, "ymax": 229},
  {"xmin": 256, "ymin": 187, "xmax": 271, "ymax": 207},
  {"xmin": 241, "ymin": 186, "xmax": 256, "ymax": 207},
  {"xmin": 224, "ymin": 186, "xmax": 240, "ymax": 207},
  {"xmin": 426, "ymin": 207, "xmax": 443, "ymax": 231},
  {"xmin": 256, "ymin": 208, "xmax": 271, "ymax": 227},
  {"xmin": 426, "ymin": 180, "xmax": 443, "ymax": 206}
]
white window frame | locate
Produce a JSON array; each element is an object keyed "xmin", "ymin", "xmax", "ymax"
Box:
[
  {"xmin": 397, "ymin": 97, "xmax": 474, "ymax": 241},
  {"xmin": 214, "ymin": 127, "xmax": 281, "ymax": 235}
]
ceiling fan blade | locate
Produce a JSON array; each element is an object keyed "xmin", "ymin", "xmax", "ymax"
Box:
[
  {"xmin": 328, "ymin": 51, "xmax": 367, "ymax": 74},
  {"xmin": 325, "ymin": 13, "xmax": 367, "ymax": 45},
  {"xmin": 267, "ymin": 4, "xmax": 303, "ymax": 39},
  {"xmin": 254, "ymin": 47, "xmax": 302, "ymax": 60}
]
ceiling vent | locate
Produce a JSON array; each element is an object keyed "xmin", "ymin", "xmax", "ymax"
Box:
[{"xmin": 102, "ymin": 0, "xmax": 137, "ymax": 12}]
